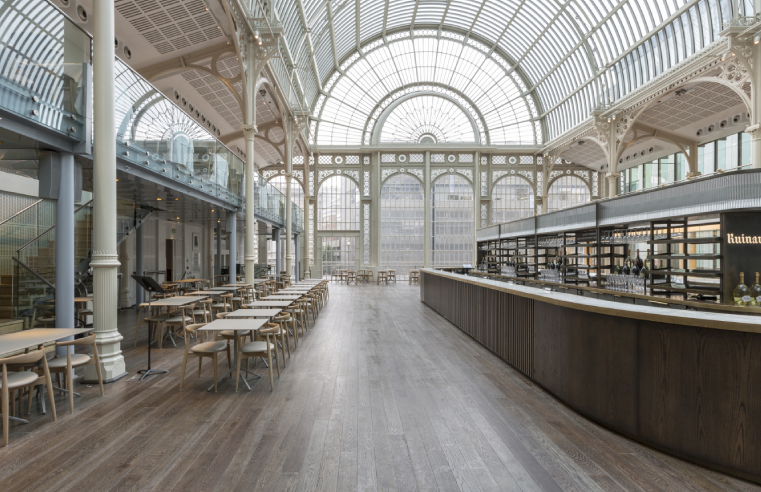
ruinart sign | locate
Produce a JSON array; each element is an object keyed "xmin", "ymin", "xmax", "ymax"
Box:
[{"xmin": 727, "ymin": 233, "xmax": 761, "ymax": 244}]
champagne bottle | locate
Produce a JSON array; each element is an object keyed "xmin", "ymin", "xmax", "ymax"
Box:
[
  {"xmin": 614, "ymin": 259, "xmax": 621, "ymax": 274},
  {"xmin": 751, "ymin": 272, "xmax": 761, "ymax": 307},
  {"xmin": 640, "ymin": 256, "xmax": 650, "ymax": 278},
  {"xmin": 635, "ymin": 249, "xmax": 644, "ymax": 270},
  {"xmin": 631, "ymin": 255, "xmax": 640, "ymax": 276},
  {"xmin": 733, "ymin": 272, "xmax": 752, "ymax": 306},
  {"xmin": 622, "ymin": 258, "xmax": 630, "ymax": 275}
]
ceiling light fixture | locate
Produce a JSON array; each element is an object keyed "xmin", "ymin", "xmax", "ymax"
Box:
[
  {"xmin": 755, "ymin": 34, "xmax": 761, "ymax": 44},
  {"xmin": 254, "ymin": 30, "xmax": 259, "ymax": 39},
  {"xmin": 157, "ymin": 198, "xmax": 162, "ymax": 200}
]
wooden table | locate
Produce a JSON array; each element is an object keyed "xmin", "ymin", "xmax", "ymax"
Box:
[
  {"xmin": 0, "ymin": 328, "xmax": 90, "ymax": 357},
  {"xmin": 244, "ymin": 301, "xmax": 293, "ymax": 309},
  {"xmin": 0, "ymin": 328, "xmax": 91, "ymax": 423},
  {"xmin": 146, "ymin": 296, "xmax": 207, "ymax": 348},
  {"xmin": 199, "ymin": 318, "xmax": 268, "ymax": 391},
  {"xmin": 225, "ymin": 309, "xmax": 282, "ymax": 318}
]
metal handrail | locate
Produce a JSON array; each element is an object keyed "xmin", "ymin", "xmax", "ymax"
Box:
[
  {"xmin": 0, "ymin": 199, "xmax": 43, "ymax": 227},
  {"xmin": 12, "ymin": 257, "xmax": 55, "ymax": 291},
  {"xmin": 17, "ymin": 200, "xmax": 93, "ymax": 253}
]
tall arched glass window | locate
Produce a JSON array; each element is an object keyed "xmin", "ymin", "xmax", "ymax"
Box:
[
  {"xmin": 431, "ymin": 174, "xmax": 474, "ymax": 266},
  {"xmin": 317, "ymin": 176, "xmax": 360, "ymax": 230},
  {"xmin": 380, "ymin": 174, "xmax": 425, "ymax": 278},
  {"xmin": 547, "ymin": 176, "xmax": 590, "ymax": 212},
  {"xmin": 492, "ymin": 176, "xmax": 534, "ymax": 224}
]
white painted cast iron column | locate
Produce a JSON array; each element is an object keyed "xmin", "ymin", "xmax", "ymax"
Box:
[
  {"xmin": 284, "ymin": 118, "xmax": 294, "ymax": 278},
  {"xmin": 423, "ymin": 151, "xmax": 431, "ymax": 268},
  {"xmin": 243, "ymin": 39, "xmax": 258, "ymax": 283},
  {"xmin": 227, "ymin": 213, "xmax": 237, "ymax": 281},
  {"xmin": 86, "ymin": 0, "xmax": 126, "ymax": 382}
]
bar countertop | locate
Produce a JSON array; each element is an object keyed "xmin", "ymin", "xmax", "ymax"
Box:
[{"xmin": 422, "ymin": 268, "xmax": 761, "ymax": 333}]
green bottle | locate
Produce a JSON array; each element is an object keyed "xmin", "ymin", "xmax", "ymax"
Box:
[
  {"xmin": 750, "ymin": 272, "xmax": 761, "ymax": 307},
  {"xmin": 733, "ymin": 272, "xmax": 752, "ymax": 306}
]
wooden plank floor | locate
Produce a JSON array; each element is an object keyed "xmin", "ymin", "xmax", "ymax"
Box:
[{"xmin": 0, "ymin": 282, "xmax": 759, "ymax": 491}]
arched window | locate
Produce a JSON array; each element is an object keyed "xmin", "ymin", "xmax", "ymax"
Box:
[
  {"xmin": 381, "ymin": 174, "xmax": 425, "ymax": 278},
  {"xmin": 492, "ymin": 176, "xmax": 534, "ymax": 224},
  {"xmin": 431, "ymin": 174, "xmax": 474, "ymax": 266},
  {"xmin": 547, "ymin": 175, "xmax": 590, "ymax": 212},
  {"xmin": 317, "ymin": 176, "xmax": 360, "ymax": 230},
  {"xmin": 380, "ymin": 95, "xmax": 476, "ymax": 143}
]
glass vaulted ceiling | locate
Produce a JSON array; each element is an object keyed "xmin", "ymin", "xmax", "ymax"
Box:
[
  {"xmin": 313, "ymin": 31, "xmax": 539, "ymax": 146},
  {"xmin": 278, "ymin": 0, "xmax": 753, "ymax": 143}
]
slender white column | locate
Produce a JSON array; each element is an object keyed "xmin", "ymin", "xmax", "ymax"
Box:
[
  {"xmin": 86, "ymin": 0, "xmax": 125, "ymax": 382},
  {"xmin": 473, "ymin": 151, "xmax": 480, "ymax": 264},
  {"xmin": 303, "ymin": 155, "xmax": 311, "ymax": 277},
  {"xmin": 423, "ymin": 151, "xmax": 431, "ymax": 268},
  {"xmin": 284, "ymin": 119, "xmax": 294, "ymax": 278},
  {"xmin": 215, "ymin": 222, "xmax": 222, "ymax": 283},
  {"xmin": 274, "ymin": 228, "xmax": 281, "ymax": 273},
  {"xmin": 135, "ymin": 219, "xmax": 143, "ymax": 303},
  {"xmin": 607, "ymin": 173, "xmax": 619, "ymax": 198},
  {"xmin": 227, "ymin": 213, "xmax": 237, "ymax": 280},
  {"xmin": 371, "ymin": 151, "xmax": 381, "ymax": 270},
  {"xmin": 243, "ymin": 44, "xmax": 258, "ymax": 282}
]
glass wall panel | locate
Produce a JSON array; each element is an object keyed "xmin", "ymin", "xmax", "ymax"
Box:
[
  {"xmin": 431, "ymin": 174, "xmax": 474, "ymax": 267},
  {"xmin": 547, "ymin": 176, "xmax": 590, "ymax": 211},
  {"xmin": 380, "ymin": 175, "xmax": 425, "ymax": 278},
  {"xmin": 491, "ymin": 176, "xmax": 534, "ymax": 224},
  {"xmin": 317, "ymin": 176, "xmax": 360, "ymax": 230},
  {"xmin": 321, "ymin": 236, "xmax": 356, "ymax": 278}
]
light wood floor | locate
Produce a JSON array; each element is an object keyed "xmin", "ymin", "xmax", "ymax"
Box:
[{"xmin": 0, "ymin": 283, "xmax": 759, "ymax": 491}]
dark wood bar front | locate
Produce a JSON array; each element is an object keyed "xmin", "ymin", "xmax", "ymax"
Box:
[{"xmin": 421, "ymin": 268, "xmax": 761, "ymax": 485}]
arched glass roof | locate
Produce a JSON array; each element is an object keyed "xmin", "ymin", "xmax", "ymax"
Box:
[
  {"xmin": 277, "ymin": 0, "xmax": 753, "ymax": 142},
  {"xmin": 313, "ymin": 31, "xmax": 538, "ymax": 146},
  {"xmin": 380, "ymin": 95, "xmax": 476, "ymax": 144}
]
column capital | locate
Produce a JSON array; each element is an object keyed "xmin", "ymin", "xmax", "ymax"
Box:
[
  {"xmin": 606, "ymin": 172, "xmax": 620, "ymax": 179},
  {"xmin": 745, "ymin": 123, "xmax": 761, "ymax": 136},
  {"xmin": 241, "ymin": 124, "xmax": 258, "ymax": 141}
]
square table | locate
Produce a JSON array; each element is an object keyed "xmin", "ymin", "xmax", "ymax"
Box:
[
  {"xmin": 245, "ymin": 301, "xmax": 293, "ymax": 308},
  {"xmin": 0, "ymin": 328, "xmax": 91, "ymax": 357},
  {"xmin": 199, "ymin": 318, "xmax": 268, "ymax": 391},
  {"xmin": 144, "ymin": 296, "xmax": 207, "ymax": 348},
  {"xmin": 263, "ymin": 295, "xmax": 301, "ymax": 300},
  {"xmin": 187, "ymin": 290, "xmax": 223, "ymax": 296},
  {"xmin": 225, "ymin": 309, "xmax": 282, "ymax": 318}
]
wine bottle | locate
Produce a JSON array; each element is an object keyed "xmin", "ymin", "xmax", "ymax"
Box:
[
  {"xmin": 733, "ymin": 272, "xmax": 752, "ymax": 306},
  {"xmin": 640, "ymin": 257, "xmax": 650, "ymax": 278},
  {"xmin": 622, "ymin": 258, "xmax": 630, "ymax": 275},
  {"xmin": 615, "ymin": 259, "xmax": 622, "ymax": 274},
  {"xmin": 631, "ymin": 254, "xmax": 640, "ymax": 276},
  {"xmin": 751, "ymin": 272, "xmax": 761, "ymax": 307},
  {"xmin": 635, "ymin": 249, "xmax": 644, "ymax": 270}
]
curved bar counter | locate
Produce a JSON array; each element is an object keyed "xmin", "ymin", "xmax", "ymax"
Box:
[{"xmin": 421, "ymin": 268, "xmax": 761, "ymax": 484}]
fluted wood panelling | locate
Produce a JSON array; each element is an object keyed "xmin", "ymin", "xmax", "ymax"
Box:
[{"xmin": 421, "ymin": 271, "xmax": 534, "ymax": 378}]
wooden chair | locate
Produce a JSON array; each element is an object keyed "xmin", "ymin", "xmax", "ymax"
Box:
[
  {"xmin": 346, "ymin": 271, "xmax": 357, "ymax": 285},
  {"xmin": 235, "ymin": 324, "xmax": 279, "ymax": 392},
  {"xmin": 210, "ymin": 293, "xmax": 231, "ymax": 319},
  {"xmin": 179, "ymin": 323, "xmax": 228, "ymax": 392},
  {"xmin": 286, "ymin": 301, "xmax": 306, "ymax": 341},
  {"xmin": 271, "ymin": 313, "xmax": 292, "ymax": 366},
  {"xmin": 330, "ymin": 270, "xmax": 341, "ymax": 282},
  {"xmin": 387, "ymin": 270, "xmax": 397, "ymax": 282},
  {"xmin": 1, "ymin": 348, "xmax": 56, "ymax": 446},
  {"xmin": 409, "ymin": 270, "xmax": 420, "ymax": 284},
  {"xmin": 48, "ymin": 333, "xmax": 104, "ymax": 413},
  {"xmin": 377, "ymin": 271, "xmax": 388, "ymax": 284},
  {"xmin": 162, "ymin": 304, "xmax": 195, "ymax": 349}
]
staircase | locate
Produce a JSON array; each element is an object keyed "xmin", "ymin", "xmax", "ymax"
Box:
[{"xmin": 0, "ymin": 197, "xmax": 151, "ymax": 329}]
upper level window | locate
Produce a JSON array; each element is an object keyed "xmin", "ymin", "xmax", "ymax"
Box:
[
  {"xmin": 317, "ymin": 176, "xmax": 360, "ymax": 230},
  {"xmin": 380, "ymin": 95, "xmax": 476, "ymax": 143}
]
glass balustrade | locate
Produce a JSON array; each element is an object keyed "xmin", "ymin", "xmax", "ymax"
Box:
[{"xmin": 0, "ymin": 0, "xmax": 303, "ymax": 227}]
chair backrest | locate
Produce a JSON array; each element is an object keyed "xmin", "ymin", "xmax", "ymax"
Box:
[
  {"xmin": 183, "ymin": 322, "xmax": 206, "ymax": 346},
  {"xmin": 0, "ymin": 348, "xmax": 46, "ymax": 367},
  {"xmin": 56, "ymin": 332, "xmax": 96, "ymax": 348}
]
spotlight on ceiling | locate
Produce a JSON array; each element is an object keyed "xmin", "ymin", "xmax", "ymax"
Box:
[
  {"xmin": 254, "ymin": 30, "xmax": 260, "ymax": 39},
  {"xmin": 755, "ymin": 34, "xmax": 761, "ymax": 44}
]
